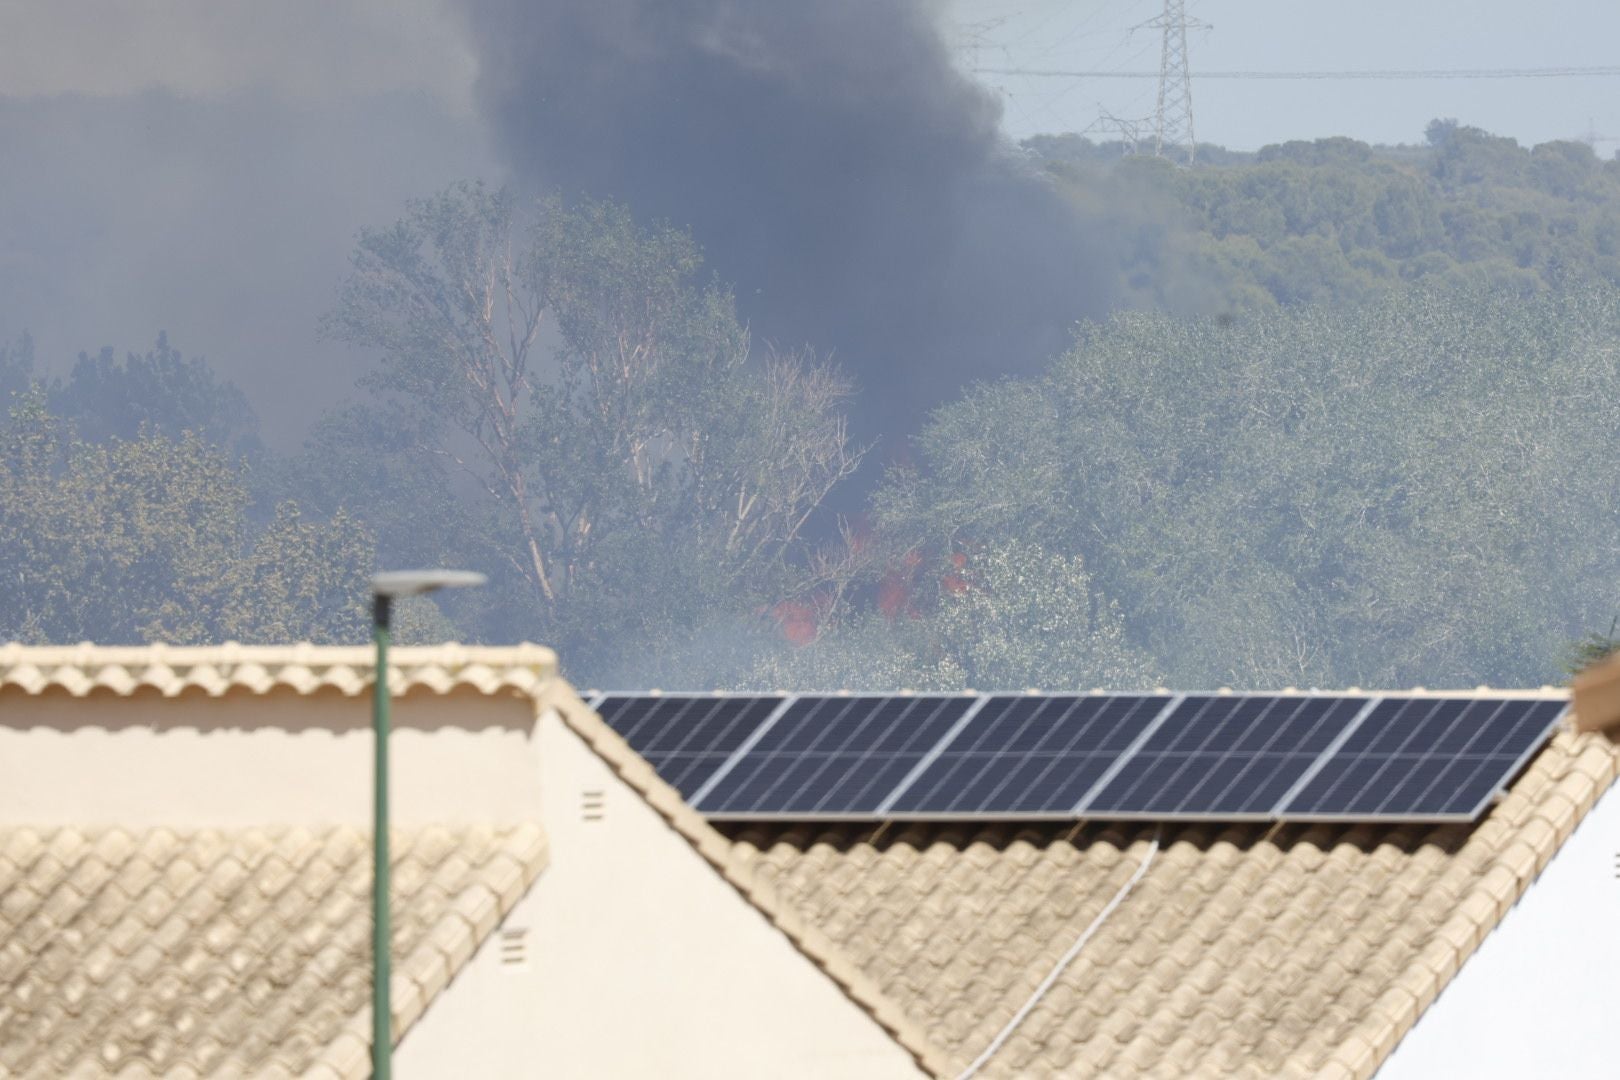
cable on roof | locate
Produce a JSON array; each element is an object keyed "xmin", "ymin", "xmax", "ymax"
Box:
[{"xmin": 953, "ymin": 828, "xmax": 1161, "ymax": 1080}]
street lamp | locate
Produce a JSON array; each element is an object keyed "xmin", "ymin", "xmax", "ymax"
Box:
[{"xmin": 369, "ymin": 569, "xmax": 485, "ymax": 1080}]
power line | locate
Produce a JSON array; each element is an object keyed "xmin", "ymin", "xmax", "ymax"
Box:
[{"xmin": 974, "ymin": 64, "xmax": 1620, "ymax": 81}]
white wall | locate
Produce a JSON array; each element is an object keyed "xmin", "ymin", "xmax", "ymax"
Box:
[
  {"xmin": 1, "ymin": 682, "xmax": 555, "ymax": 1078},
  {"xmin": 0, "ymin": 689, "xmax": 540, "ymax": 825},
  {"xmin": 1377, "ymin": 782, "xmax": 1620, "ymax": 1079},
  {"xmin": 518, "ymin": 707, "xmax": 925, "ymax": 1080},
  {"xmin": 396, "ymin": 884, "xmax": 548, "ymax": 1079},
  {"xmin": 0, "ymin": 687, "xmax": 923, "ymax": 1078}
]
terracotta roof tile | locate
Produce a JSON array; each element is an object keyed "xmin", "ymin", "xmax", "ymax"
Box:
[
  {"xmin": 0, "ymin": 823, "xmax": 546, "ymax": 1079},
  {"xmin": 121, "ymin": 665, "xmax": 1579, "ymax": 1078},
  {"xmin": 710, "ymin": 726, "xmax": 1617, "ymax": 1079},
  {"xmin": 0, "ymin": 643, "xmax": 557, "ymax": 702}
]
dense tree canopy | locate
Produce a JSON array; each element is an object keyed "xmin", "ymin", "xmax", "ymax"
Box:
[
  {"xmin": 1034, "ymin": 124, "xmax": 1620, "ymax": 315},
  {"xmin": 737, "ymin": 541, "xmax": 1159, "ymax": 693},
  {"xmin": 48, "ymin": 333, "xmax": 261, "ymax": 457},
  {"xmin": 11, "ymin": 126, "xmax": 1620, "ymax": 690},
  {"xmin": 316, "ymin": 184, "xmax": 861, "ymax": 676},
  {"xmin": 0, "ymin": 396, "xmax": 369, "ymax": 644},
  {"xmin": 876, "ymin": 284, "xmax": 1620, "ymax": 689}
]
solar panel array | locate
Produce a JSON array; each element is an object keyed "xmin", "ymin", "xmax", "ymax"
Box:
[
  {"xmin": 698, "ymin": 695, "xmax": 977, "ymax": 816},
  {"xmin": 1283, "ymin": 696, "xmax": 1566, "ymax": 819},
  {"xmin": 592, "ymin": 694, "xmax": 783, "ymax": 800},
  {"xmin": 887, "ymin": 695, "xmax": 1165, "ymax": 816},
  {"xmin": 1082, "ymin": 694, "xmax": 1368, "ymax": 819},
  {"xmin": 589, "ymin": 691, "xmax": 1565, "ymax": 824}
]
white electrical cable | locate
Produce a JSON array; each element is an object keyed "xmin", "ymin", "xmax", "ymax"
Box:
[{"xmin": 953, "ymin": 829, "xmax": 1161, "ymax": 1080}]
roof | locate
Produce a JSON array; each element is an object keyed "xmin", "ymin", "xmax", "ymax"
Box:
[
  {"xmin": 0, "ymin": 641, "xmax": 557, "ymax": 701},
  {"xmin": 552, "ymin": 691, "xmax": 1620, "ymax": 1079},
  {"xmin": 0, "ymin": 644, "xmax": 556, "ymax": 1080},
  {"xmin": 6, "ymin": 648, "xmax": 1611, "ymax": 1078},
  {"xmin": 545, "ymin": 679, "xmax": 954, "ymax": 1075},
  {"xmin": 0, "ymin": 823, "xmax": 547, "ymax": 1080}
]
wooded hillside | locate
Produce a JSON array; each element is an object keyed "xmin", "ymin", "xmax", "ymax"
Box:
[{"xmin": 7, "ymin": 123, "xmax": 1618, "ymax": 690}]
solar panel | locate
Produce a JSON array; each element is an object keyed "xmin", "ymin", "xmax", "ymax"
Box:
[
  {"xmin": 588, "ymin": 689, "xmax": 1567, "ymax": 824},
  {"xmin": 694, "ymin": 695, "xmax": 978, "ymax": 817},
  {"xmin": 1081, "ymin": 694, "xmax": 1367, "ymax": 818},
  {"xmin": 593, "ymin": 694, "xmax": 784, "ymax": 800},
  {"xmin": 884, "ymin": 694, "xmax": 1171, "ymax": 816},
  {"xmin": 1278, "ymin": 696, "xmax": 1566, "ymax": 820}
]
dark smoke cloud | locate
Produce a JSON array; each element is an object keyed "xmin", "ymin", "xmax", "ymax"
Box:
[{"xmin": 459, "ymin": 0, "xmax": 1116, "ymax": 445}]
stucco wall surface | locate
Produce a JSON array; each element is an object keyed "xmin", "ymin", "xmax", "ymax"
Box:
[
  {"xmin": 396, "ymin": 882, "xmax": 548, "ymax": 1079},
  {"xmin": 1376, "ymin": 780, "xmax": 1620, "ymax": 1079},
  {"xmin": 0, "ymin": 689, "xmax": 541, "ymax": 825},
  {"xmin": 522, "ymin": 707, "xmax": 925, "ymax": 1080}
]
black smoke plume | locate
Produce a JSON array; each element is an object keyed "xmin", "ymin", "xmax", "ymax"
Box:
[{"xmin": 459, "ymin": 0, "xmax": 1116, "ymax": 447}]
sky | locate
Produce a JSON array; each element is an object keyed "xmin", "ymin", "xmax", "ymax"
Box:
[
  {"xmin": 2, "ymin": 1, "xmax": 1618, "ymax": 441},
  {"xmin": 0, "ymin": 3, "xmax": 494, "ymax": 436},
  {"xmin": 943, "ymin": 0, "xmax": 1620, "ymax": 150}
]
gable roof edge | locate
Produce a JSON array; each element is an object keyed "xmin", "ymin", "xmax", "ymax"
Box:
[
  {"xmin": 537, "ymin": 681, "xmax": 952, "ymax": 1078},
  {"xmin": 313, "ymin": 823, "xmax": 551, "ymax": 1079},
  {"xmin": 1319, "ymin": 730, "xmax": 1620, "ymax": 1080}
]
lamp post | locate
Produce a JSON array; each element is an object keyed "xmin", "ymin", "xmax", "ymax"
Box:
[{"xmin": 369, "ymin": 570, "xmax": 485, "ymax": 1080}]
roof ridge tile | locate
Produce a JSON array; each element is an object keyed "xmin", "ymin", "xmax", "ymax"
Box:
[{"xmin": 0, "ymin": 643, "xmax": 560, "ymax": 703}]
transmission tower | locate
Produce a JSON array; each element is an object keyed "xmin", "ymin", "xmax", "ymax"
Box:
[
  {"xmin": 1142, "ymin": 0, "xmax": 1207, "ymax": 164},
  {"xmin": 1095, "ymin": 108, "xmax": 1148, "ymax": 156},
  {"xmin": 957, "ymin": 15, "xmax": 1013, "ymax": 74}
]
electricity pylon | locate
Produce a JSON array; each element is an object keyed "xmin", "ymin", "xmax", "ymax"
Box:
[
  {"xmin": 1142, "ymin": 0, "xmax": 1207, "ymax": 164},
  {"xmin": 1096, "ymin": 108, "xmax": 1148, "ymax": 156}
]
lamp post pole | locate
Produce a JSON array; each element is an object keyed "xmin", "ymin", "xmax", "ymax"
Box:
[
  {"xmin": 368, "ymin": 569, "xmax": 484, "ymax": 1080},
  {"xmin": 371, "ymin": 591, "xmax": 394, "ymax": 1080}
]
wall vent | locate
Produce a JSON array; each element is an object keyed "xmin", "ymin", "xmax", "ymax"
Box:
[
  {"xmin": 582, "ymin": 789, "xmax": 606, "ymax": 822},
  {"xmin": 499, "ymin": 927, "xmax": 528, "ymax": 968}
]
